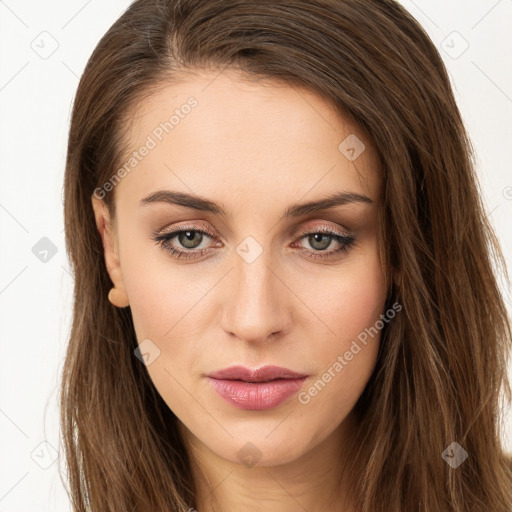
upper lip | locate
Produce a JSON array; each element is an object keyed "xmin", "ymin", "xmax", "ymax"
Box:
[{"xmin": 207, "ymin": 365, "xmax": 308, "ymax": 383}]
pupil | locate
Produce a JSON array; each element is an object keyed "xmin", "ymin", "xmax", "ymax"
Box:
[
  {"xmin": 310, "ymin": 233, "xmax": 330, "ymax": 250},
  {"xmin": 180, "ymin": 230, "xmax": 202, "ymax": 249}
]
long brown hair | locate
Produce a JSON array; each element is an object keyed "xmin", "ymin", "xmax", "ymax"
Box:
[{"xmin": 60, "ymin": 0, "xmax": 512, "ymax": 510}]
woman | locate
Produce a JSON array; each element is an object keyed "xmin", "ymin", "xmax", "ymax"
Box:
[{"xmin": 60, "ymin": 0, "xmax": 512, "ymax": 510}]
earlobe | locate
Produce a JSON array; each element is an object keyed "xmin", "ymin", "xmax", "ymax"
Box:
[
  {"xmin": 107, "ymin": 274, "xmax": 130, "ymax": 308},
  {"xmin": 91, "ymin": 195, "xmax": 130, "ymax": 308}
]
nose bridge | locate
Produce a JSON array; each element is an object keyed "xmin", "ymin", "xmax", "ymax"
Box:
[{"xmin": 221, "ymin": 238, "xmax": 288, "ymax": 343}]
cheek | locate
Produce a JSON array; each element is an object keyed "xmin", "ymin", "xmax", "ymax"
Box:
[
  {"xmin": 124, "ymin": 263, "xmax": 203, "ymax": 346},
  {"xmin": 121, "ymin": 257, "xmax": 171, "ymax": 340},
  {"xmin": 117, "ymin": 223, "xmax": 199, "ymax": 339},
  {"xmin": 120, "ymin": 241, "xmax": 217, "ymax": 383},
  {"xmin": 303, "ymin": 247, "xmax": 387, "ymax": 405},
  {"xmin": 313, "ymin": 246, "xmax": 387, "ymax": 347}
]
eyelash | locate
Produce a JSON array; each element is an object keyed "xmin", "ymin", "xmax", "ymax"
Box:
[{"xmin": 152, "ymin": 225, "xmax": 356, "ymax": 261}]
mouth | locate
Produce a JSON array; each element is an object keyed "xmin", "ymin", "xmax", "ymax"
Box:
[
  {"xmin": 206, "ymin": 365, "xmax": 309, "ymax": 410},
  {"xmin": 207, "ymin": 364, "xmax": 308, "ymax": 382},
  {"xmin": 230, "ymin": 378, "xmax": 285, "ymax": 383}
]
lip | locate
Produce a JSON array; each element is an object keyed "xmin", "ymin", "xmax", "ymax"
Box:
[
  {"xmin": 207, "ymin": 365, "xmax": 308, "ymax": 382},
  {"xmin": 207, "ymin": 365, "xmax": 308, "ymax": 410}
]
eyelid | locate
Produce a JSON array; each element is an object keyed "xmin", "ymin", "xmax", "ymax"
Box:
[
  {"xmin": 153, "ymin": 221, "xmax": 218, "ymax": 239},
  {"xmin": 294, "ymin": 222, "xmax": 354, "ymax": 239}
]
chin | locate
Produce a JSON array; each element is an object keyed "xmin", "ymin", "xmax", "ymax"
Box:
[{"xmin": 204, "ymin": 425, "xmax": 320, "ymax": 469}]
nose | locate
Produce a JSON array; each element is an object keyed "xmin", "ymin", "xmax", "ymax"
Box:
[{"xmin": 220, "ymin": 251, "xmax": 292, "ymax": 345}]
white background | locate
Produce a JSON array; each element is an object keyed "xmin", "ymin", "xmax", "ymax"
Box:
[{"xmin": 0, "ymin": 1, "xmax": 511, "ymax": 510}]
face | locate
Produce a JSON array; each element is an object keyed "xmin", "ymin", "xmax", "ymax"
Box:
[{"xmin": 93, "ymin": 69, "xmax": 388, "ymax": 468}]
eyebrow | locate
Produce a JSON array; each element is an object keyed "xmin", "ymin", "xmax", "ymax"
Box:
[{"xmin": 139, "ymin": 189, "xmax": 372, "ymax": 219}]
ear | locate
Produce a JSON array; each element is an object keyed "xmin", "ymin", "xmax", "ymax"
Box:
[{"xmin": 91, "ymin": 195, "xmax": 129, "ymax": 307}]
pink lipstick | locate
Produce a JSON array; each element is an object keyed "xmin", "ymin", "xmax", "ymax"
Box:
[{"xmin": 207, "ymin": 365, "xmax": 308, "ymax": 410}]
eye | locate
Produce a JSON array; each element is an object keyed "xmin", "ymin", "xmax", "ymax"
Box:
[
  {"xmin": 152, "ymin": 225, "xmax": 355, "ymax": 261},
  {"xmin": 153, "ymin": 227, "xmax": 218, "ymax": 260},
  {"xmin": 291, "ymin": 227, "xmax": 356, "ymax": 260}
]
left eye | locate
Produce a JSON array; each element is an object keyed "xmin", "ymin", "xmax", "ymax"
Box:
[
  {"xmin": 291, "ymin": 230, "xmax": 356, "ymax": 259},
  {"xmin": 152, "ymin": 227, "xmax": 355, "ymax": 261}
]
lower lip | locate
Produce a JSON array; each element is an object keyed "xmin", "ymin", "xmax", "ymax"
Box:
[{"xmin": 208, "ymin": 377, "xmax": 307, "ymax": 410}]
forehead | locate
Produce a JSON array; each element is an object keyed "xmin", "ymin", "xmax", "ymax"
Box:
[{"xmin": 114, "ymin": 69, "xmax": 381, "ymax": 212}]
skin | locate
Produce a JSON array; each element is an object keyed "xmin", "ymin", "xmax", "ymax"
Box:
[{"xmin": 92, "ymin": 69, "xmax": 388, "ymax": 512}]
